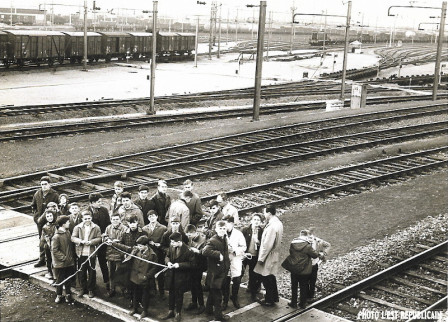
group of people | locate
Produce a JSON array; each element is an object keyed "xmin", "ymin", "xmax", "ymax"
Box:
[{"xmin": 31, "ymin": 175, "xmax": 330, "ymax": 321}]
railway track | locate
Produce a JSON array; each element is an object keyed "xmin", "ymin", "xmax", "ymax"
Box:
[
  {"xmin": 1, "ymin": 94, "xmax": 447, "ymax": 142},
  {"xmin": 1, "ymin": 103, "xmax": 446, "ymax": 212},
  {"xmin": 275, "ymin": 239, "xmax": 447, "ymax": 322}
]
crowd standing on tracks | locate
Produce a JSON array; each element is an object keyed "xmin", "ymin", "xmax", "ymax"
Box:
[{"xmin": 31, "ymin": 176, "xmax": 330, "ymax": 321}]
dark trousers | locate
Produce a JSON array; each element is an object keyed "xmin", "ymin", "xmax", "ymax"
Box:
[
  {"xmin": 78, "ymin": 256, "xmax": 96, "ymax": 292},
  {"xmin": 55, "ymin": 266, "xmax": 75, "ymax": 296},
  {"xmin": 191, "ymin": 270, "xmax": 204, "ymax": 306},
  {"xmin": 308, "ymin": 264, "xmax": 318, "ymax": 298},
  {"xmin": 44, "ymin": 247, "xmax": 53, "ymax": 274},
  {"xmin": 291, "ymin": 273, "xmax": 310, "ymax": 306},
  {"xmin": 206, "ymin": 288, "xmax": 224, "ymax": 319},
  {"xmin": 168, "ymin": 288, "xmax": 185, "ymax": 313},
  {"xmin": 243, "ymin": 256, "xmax": 261, "ymax": 296},
  {"xmin": 131, "ymin": 282, "xmax": 150, "ymax": 312},
  {"xmin": 96, "ymin": 246, "xmax": 109, "ymax": 284},
  {"xmin": 222, "ymin": 276, "xmax": 241, "ymax": 303},
  {"xmin": 107, "ymin": 260, "xmax": 121, "ymax": 290},
  {"xmin": 261, "ymin": 274, "xmax": 279, "ymax": 303},
  {"xmin": 37, "ymin": 223, "xmax": 45, "ymax": 262}
]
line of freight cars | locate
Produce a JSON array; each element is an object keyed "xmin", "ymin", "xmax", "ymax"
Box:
[{"xmin": 0, "ymin": 30, "xmax": 195, "ymax": 67}]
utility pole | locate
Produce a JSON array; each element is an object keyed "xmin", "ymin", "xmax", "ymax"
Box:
[
  {"xmin": 83, "ymin": 0, "xmax": 88, "ymax": 71},
  {"xmin": 209, "ymin": 3, "xmax": 215, "ymax": 59},
  {"xmin": 322, "ymin": 10, "xmax": 327, "ymax": 51},
  {"xmin": 149, "ymin": 1, "xmax": 158, "ymax": 114},
  {"xmin": 340, "ymin": 0, "xmax": 351, "ymax": 101},
  {"xmin": 218, "ymin": 5, "xmax": 222, "ymax": 58},
  {"xmin": 433, "ymin": 1, "xmax": 447, "ymax": 100},
  {"xmin": 194, "ymin": 16, "xmax": 199, "ymax": 67},
  {"xmin": 289, "ymin": 5, "xmax": 296, "ymax": 54},
  {"xmin": 252, "ymin": 1, "xmax": 266, "ymax": 122}
]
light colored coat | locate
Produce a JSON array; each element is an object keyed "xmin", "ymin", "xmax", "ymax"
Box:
[
  {"xmin": 254, "ymin": 216, "xmax": 283, "ymax": 276},
  {"xmin": 71, "ymin": 222, "xmax": 102, "ymax": 258},
  {"xmin": 227, "ymin": 228, "xmax": 246, "ymax": 278}
]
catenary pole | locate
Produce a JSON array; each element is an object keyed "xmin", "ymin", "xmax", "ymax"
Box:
[
  {"xmin": 83, "ymin": 0, "xmax": 88, "ymax": 71},
  {"xmin": 253, "ymin": 1, "xmax": 266, "ymax": 121},
  {"xmin": 148, "ymin": 1, "xmax": 158, "ymax": 115},
  {"xmin": 433, "ymin": 1, "xmax": 447, "ymax": 100},
  {"xmin": 340, "ymin": 0, "xmax": 351, "ymax": 101}
]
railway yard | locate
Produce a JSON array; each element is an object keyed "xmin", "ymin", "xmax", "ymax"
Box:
[{"xmin": 0, "ymin": 29, "xmax": 447, "ymax": 322}]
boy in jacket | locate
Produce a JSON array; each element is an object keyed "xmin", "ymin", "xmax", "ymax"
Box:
[
  {"xmin": 39, "ymin": 210, "xmax": 57, "ymax": 280},
  {"xmin": 51, "ymin": 215, "xmax": 75, "ymax": 304},
  {"xmin": 71, "ymin": 210, "xmax": 102, "ymax": 298}
]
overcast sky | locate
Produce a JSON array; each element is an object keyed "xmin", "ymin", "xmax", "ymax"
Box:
[{"xmin": 2, "ymin": 0, "xmax": 445, "ymax": 31}]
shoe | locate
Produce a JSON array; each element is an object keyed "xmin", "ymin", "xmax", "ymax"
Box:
[
  {"xmin": 185, "ymin": 303, "xmax": 198, "ymax": 311},
  {"xmin": 44, "ymin": 272, "xmax": 54, "ymax": 279},
  {"xmin": 215, "ymin": 314, "xmax": 230, "ymax": 321},
  {"xmin": 287, "ymin": 302, "xmax": 298, "ymax": 309},
  {"xmin": 258, "ymin": 299, "xmax": 275, "ymax": 307},
  {"xmin": 55, "ymin": 295, "xmax": 64, "ymax": 304},
  {"xmin": 107, "ymin": 290, "xmax": 116, "ymax": 298},
  {"xmin": 65, "ymin": 294, "xmax": 73, "ymax": 303},
  {"xmin": 140, "ymin": 311, "xmax": 147, "ymax": 319},
  {"xmin": 196, "ymin": 305, "xmax": 205, "ymax": 315},
  {"xmin": 222, "ymin": 301, "xmax": 228, "ymax": 310},
  {"xmin": 34, "ymin": 261, "xmax": 46, "ymax": 268},
  {"xmin": 174, "ymin": 312, "xmax": 181, "ymax": 322},
  {"xmin": 205, "ymin": 309, "xmax": 214, "ymax": 316},
  {"xmin": 162, "ymin": 310, "xmax": 175, "ymax": 320},
  {"xmin": 88, "ymin": 291, "xmax": 94, "ymax": 298},
  {"xmin": 129, "ymin": 308, "xmax": 137, "ymax": 316},
  {"xmin": 78, "ymin": 290, "xmax": 86, "ymax": 298},
  {"xmin": 230, "ymin": 295, "xmax": 241, "ymax": 309}
]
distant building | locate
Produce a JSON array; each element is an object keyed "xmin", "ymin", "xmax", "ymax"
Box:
[{"xmin": 0, "ymin": 8, "xmax": 46, "ymax": 25}]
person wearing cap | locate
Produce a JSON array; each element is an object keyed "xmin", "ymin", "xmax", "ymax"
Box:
[
  {"xmin": 88, "ymin": 192, "xmax": 111, "ymax": 291},
  {"xmin": 160, "ymin": 216, "xmax": 189, "ymax": 255},
  {"xmin": 217, "ymin": 193, "xmax": 239, "ymax": 225},
  {"xmin": 182, "ymin": 180, "xmax": 206, "ymax": 226},
  {"xmin": 143, "ymin": 210, "xmax": 168, "ymax": 299},
  {"xmin": 134, "ymin": 185, "xmax": 152, "ymax": 226},
  {"xmin": 254, "ymin": 206, "xmax": 283, "ymax": 307},
  {"xmin": 222, "ymin": 215, "xmax": 246, "ymax": 310},
  {"xmin": 110, "ymin": 181, "xmax": 125, "ymax": 216},
  {"xmin": 148, "ymin": 180, "xmax": 171, "ymax": 226},
  {"xmin": 119, "ymin": 192, "xmax": 145, "ymax": 228},
  {"xmin": 184, "ymin": 224, "xmax": 207, "ymax": 315},
  {"xmin": 204, "ymin": 200, "xmax": 224, "ymax": 238},
  {"xmin": 71, "ymin": 210, "xmax": 102, "ymax": 298},
  {"xmin": 31, "ymin": 176, "xmax": 59, "ymax": 267},
  {"xmin": 165, "ymin": 191, "xmax": 191, "ymax": 230},
  {"xmin": 127, "ymin": 235, "xmax": 158, "ymax": 319},
  {"xmin": 202, "ymin": 220, "xmax": 231, "ymax": 321},
  {"xmin": 162, "ymin": 232, "xmax": 195, "ymax": 321},
  {"xmin": 307, "ymin": 227, "xmax": 331, "ymax": 301}
]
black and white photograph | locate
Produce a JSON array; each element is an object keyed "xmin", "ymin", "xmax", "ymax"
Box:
[{"xmin": 0, "ymin": 0, "xmax": 446, "ymax": 321}]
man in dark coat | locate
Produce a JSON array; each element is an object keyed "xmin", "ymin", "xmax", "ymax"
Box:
[
  {"xmin": 204, "ymin": 200, "xmax": 224, "ymax": 238},
  {"xmin": 88, "ymin": 192, "xmax": 111, "ymax": 290},
  {"xmin": 31, "ymin": 176, "xmax": 59, "ymax": 267},
  {"xmin": 148, "ymin": 180, "xmax": 171, "ymax": 226},
  {"xmin": 182, "ymin": 179, "xmax": 206, "ymax": 226},
  {"xmin": 134, "ymin": 185, "xmax": 152, "ymax": 226},
  {"xmin": 202, "ymin": 221, "xmax": 231, "ymax": 321},
  {"xmin": 162, "ymin": 232, "xmax": 195, "ymax": 322}
]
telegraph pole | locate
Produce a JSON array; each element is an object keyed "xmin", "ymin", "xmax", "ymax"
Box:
[
  {"xmin": 194, "ymin": 16, "xmax": 199, "ymax": 67},
  {"xmin": 148, "ymin": 1, "xmax": 158, "ymax": 115},
  {"xmin": 83, "ymin": 0, "xmax": 88, "ymax": 71},
  {"xmin": 289, "ymin": 4, "xmax": 296, "ymax": 54},
  {"xmin": 433, "ymin": 1, "xmax": 447, "ymax": 100},
  {"xmin": 218, "ymin": 5, "xmax": 222, "ymax": 58},
  {"xmin": 340, "ymin": 0, "xmax": 351, "ymax": 101},
  {"xmin": 252, "ymin": 1, "xmax": 266, "ymax": 121}
]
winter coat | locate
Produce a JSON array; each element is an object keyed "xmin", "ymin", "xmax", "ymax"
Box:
[
  {"xmin": 148, "ymin": 191, "xmax": 171, "ymax": 226},
  {"xmin": 134, "ymin": 197, "xmax": 152, "ymax": 225},
  {"xmin": 165, "ymin": 199, "xmax": 190, "ymax": 229},
  {"xmin": 254, "ymin": 216, "xmax": 283, "ymax": 277},
  {"xmin": 187, "ymin": 233, "xmax": 208, "ymax": 272},
  {"xmin": 185, "ymin": 193, "xmax": 206, "ymax": 226},
  {"xmin": 119, "ymin": 203, "xmax": 145, "ymax": 228},
  {"xmin": 110, "ymin": 193, "xmax": 123, "ymax": 216},
  {"xmin": 204, "ymin": 211, "xmax": 224, "ymax": 238},
  {"xmin": 202, "ymin": 234, "xmax": 230, "ymax": 289},
  {"xmin": 242, "ymin": 225, "xmax": 264, "ymax": 256},
  {"xmin": 89, "ymin": 205, "xmax": 111, "ymax": 233},
  {"xmin": 143, "ymin": 222, "xmax": 167, "ymax": 260},
  {"xmin": 227, "ymin": 228, "xmax": 246, "ymax": 278},
  {"xmin": 71, "ymin": 222, "xmax": 102, "ymax": 258},
  {"xmin": 128, "ymin": 246, "xmax": 158, "ymax": 286},
  {"xmin": 104, "ymin": 223, "xmax": 127, "ymax": 261},
  {"xmin": 164, "ymin": 243, "xmax": 195, "ymax": 292},
  {"xmin": 51, "ymin": 228, "xmax": 75, "ymax": 268},
  {"xmin": 41, "ymin": 221, "xmax": 57, "ymax": 249},
  {"xmin": 31, "ymin": 188, "xmax": 59, "ymax": 223},
  {"xmin": 68, "ymin": 212, "xmax": 82, "ymax": 234},
  {"xmin": 160, "ymin": 228, "xmax": 189, "ymax": 254},
  {"xmin": 288, "ymin": 237, "xmax": 319, "ymax": 276}
]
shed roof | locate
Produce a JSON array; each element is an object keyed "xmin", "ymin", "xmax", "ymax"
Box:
[
  {"xmin": 3, "ymin": 29, "xmax": 64, "ymax": 36},
  {"xmin": 127, "ymin": 32, "xmax": 152, "ymax": 37},
  {"xmin": 97, "ymin": 32, "xmax": 131, "ymax": 37},
  {"xmin": 62, "ymin": 31, "xmax": 101, "ymax": 37}
]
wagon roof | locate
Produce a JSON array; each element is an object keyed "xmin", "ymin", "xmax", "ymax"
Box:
[
  {"xmin": 3, "ymin": 30, "xmax": 65, "ymax": 36},
  {"xmin": 158, "ymin": 32, "xmax": 178, "ymax": 36},
  {"xmin": 97, "ymin": 32, "xmax": 131, "ymax": 37},
  {"xmin": 127, "ymin": 32, "xmax": 153, "ymax": 36},
  {"xmin": 176, "ymin": 32, "xmax": 195, "ymax": 36},
  {"xmin": 62, "ymin": 31, "xmax": 102, "ymax": 37}
]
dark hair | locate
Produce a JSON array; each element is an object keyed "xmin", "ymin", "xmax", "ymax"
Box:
[
  {"xmin": 56, "ymin": 215, "xmax": 70, "ymax": 227},
  {"xmin": 111, "ymin": 213, "xmax": 121, "ymax": 218},
  {"xmin": 139, "ymin": 185, "xmax": 150, "ymax": 192},
  {"xmin": 223, "ymin": 215, "xmax": 234, "ymax": 223},
  {"xmin": 147, "ymin": 210, "xmax": 157, "ymax": 217},
  {"xmin": 209, "ymin": 200, "xmax": 220, "ymax": 208},
  {"xmin": 59, "ymin": 193, "xmax": 69, "ymax": 202},
  {"xmin": 121, "ymin": 191, "xmax": 132, "ymax": 199},
  {"xmin": 265, "ymin": 205, "xmax": 276, "ymax": 216},
  {"xmin": 182, "ymin": 190, "xmax": 193, "ymax": 199},
  {"xmin": 40, "ymin": 176, "xmax": 51, "ymax": 183},
  {"xmin": 136, "ymin": 236, "xmax": 149, "ymax": 245},
  {"xmin": 89, "ymin": 192, "xmax": 103, "ymax": 203},
  {"xmin": 81, "ymin": 210, "xmax": 92, "ymax": 218},
  {"xmin": 127, "ymin": 214, "xmax": 138, "ymax": 224},
  {"xmin": 216, "ymin": 220, "xmax": 226, "ymax": 228},
  {"xmin": 185, "ymin": 224, "xmax": 197, "ymax": 233},
  {"xmin": 251, "ymin": 213, "xmax": 263, "ymax": 221}
]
